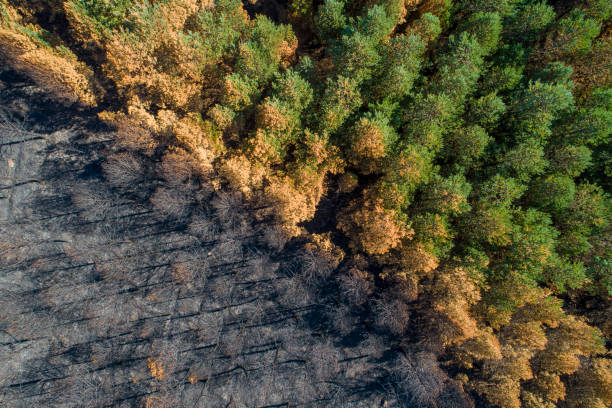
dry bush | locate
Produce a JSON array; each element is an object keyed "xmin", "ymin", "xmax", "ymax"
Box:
[
  {"xmin": 158, "ymin": 149, "xmax": 199, "ymax": 186},
  {"xmin": 391, "ymin": 352, "xmax": 448, "ymax": 408},
  {"xmin": 361, "ymin": 334, "xmax": 387, "ymax": 360},
  {"xmin": 329, "ymin": 304, "xmax": 359, "ymax": 335},
  {"xmin": 213, "ymin": 236, "xmax": 243, "ymax": 263},
  {"xmin": 261, "ymin": 225, "xmax": 290, "ymax": 250},
  {"xmin": 211, "ymin": 190, "xmax": 244, "ymax": 228},
  {"xmin": 391, "ymin": 274, "xmax": 420, "ymax": 303},
  {"xmin": 99, "ymin": 110, "xmax": 159, "ymax": 155},
  {"xmin": 337, "ymin": 267, "xmax": 373, "ymax": 306},
  {"xmin": 279, "ymin": 275, "xmax": 313, "ymax": 309},
  {"xmin": 300, "ymin": 248, "xmax": 334, "ymax": 285},
  {"xmin": 102, "ymin": 152, "xmax": 143, "ymax": 188},
  {"xmin": 143, "ymin": 393, "xmax": 179, "ymax": 408},
  {"xmin": 212, "ymin": 277, "xmax": 234, "ymax": 300},
  {"xmin": 219, "ymin": 329, "xmax": 245, "ymax": 359},
  {"xmin": 373, "ymin": 296, "xmax": 411, "ymax": 336},
  {"xmin": 193, "ymin": 313, "xmax": 223, "ymax": 343},
  {"xmin": 188, "ymin": 215, "xmax": 218, "ymax": 240},
  {"xmin": 337, "ymin": 171, "xmax": 359, "ymax": 193},
  {"xmin": 150, "ymin": 187, "xmax": 193, "ymax": 218},
  {"xmin": 308, "ymin": 340, "xmax": 341, "ymax": 381},
  {"xmin": 71, "ymin": 183, "xmax": 112, "ymax": 214},
  {"xmin": 299, "ymin": 235, "xmax": 344, "ymax": 285},
  {"xmin": 437, "ymin": 380, "xmax": 474, "ymax": 408},
  {"xmin": 149, "ymin": 340, "xmax": 179, "ymax": 381}
]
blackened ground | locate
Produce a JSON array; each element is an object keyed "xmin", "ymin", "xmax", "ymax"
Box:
[{"xmin": 0, "ymin": 71, "xmax": 472, "ymax": 407}]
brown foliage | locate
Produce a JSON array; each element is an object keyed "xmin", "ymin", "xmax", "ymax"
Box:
[
  {"xmin": 0, "ymin": 23, "xmax": 95, "ymax": 105},
  {"xmin": 389, "ymin": 241, "xmax": 439, "ymax": 280},
  {"xmin": 427, "ymin": 264, "xmax": 482, "ymax": 347},
  {"xmin": 217, "ymin": 154, "xmax": 265, "ymax": 197},
  {"xmin": 338, "ymin": 193, "xmax": 412, "ymax": 255},
  {"xmin": 98, "ymin": 109, "xmax": 159, "ymax": 155},
  {"xmin": 571, "ymin": 32, "xmax": 611, "ymax": 97},
  {"xmin": 563, "ymin": 357, "xmax": 612, "ymax": 408},
  {"xmin": 525, "ymin": 372, "xmax": 566, "ymax": 406},
  {"xmin": 452, "ymin": 329, "xmax": 502, "ymax": 369},
  {"xmin": 348, "ymin": 115, "xmax": 389, "ymax": 174},
  {"xmin": 532, "ymin": 316, "xmax": 605, "ymax": 375},
  {"xmin": 260, "ymin": 175, "xmax": 317, "ymax": 237}
]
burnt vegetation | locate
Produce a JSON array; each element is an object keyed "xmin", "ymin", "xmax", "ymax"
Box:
[{"xmin": 0, "ymin": 72, "xmax": 467, "ymax": 407}]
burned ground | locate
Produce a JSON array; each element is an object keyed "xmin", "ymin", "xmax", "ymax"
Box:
[{"xmin": 0, "ymin": 71, "xmax": 471, "ymax": 407}]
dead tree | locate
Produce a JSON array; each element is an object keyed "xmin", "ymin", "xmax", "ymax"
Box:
[{"xmin": 102, "ymin": 152, "xmax": 144, "ymax": 189}]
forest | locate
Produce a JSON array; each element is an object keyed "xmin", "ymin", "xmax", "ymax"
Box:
[{"xmin": 0, "ymin": 0, "xmax": 610, "ymax": 407}]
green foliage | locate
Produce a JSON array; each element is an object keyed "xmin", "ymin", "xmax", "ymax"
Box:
[
  {"xmin": 545, "ymin": 256, "xmax": 587, "ymax": 293},
  {"xmin": 347, "ymin": 110, "xmax": 398, "ymax": 174},
  {"xmin": 377, "ymin": 143, "xmax": 434, "ymax": 209},
  {"xmin": 403, "ymin": 93, "xmax": 455, "ymax": 150},
  {"xmin": 469, "ymin": 93, "xmax": 506, "ymax": 129},
  {"xmin": 444, "ymin": 125, "xmax": 491, "ymax": 167},
  {"xmin": 478, "ymin": 175, "xmax": 525, "ymax": 207},
  {"xmin": 369, "ymin": 33, "xmax": 427, "ymax": 102},
  {"xmin": 331, "ymin": 5, "xmax": 398, "ymax": 84},
  {"xmin": 235, "ymin": 16, "xmax": 296, "ymax": 83},
  {"xmin": 583, "ymin": 0, "xmax": 612, "ymax": 21},
  {"xmin": 559, "ymin": 183, "xmax": 609, "ymax": 238},
  {"xmin": 479, "ymin": 64, "xmax": 523, "ymax": 94},
  {"xmin": 432, "ymin": 33, "xmax": 486, "ymax": 101},
  {"xmin": 0, "ymin": 1, "xmax": 9, "ymax": 24},
  {"xmin": 549, "ymin": 144, "xmax": 592, "ymax": 177},
  {"xmin": 421, "ymin": 173, "xmax": 472, "ymax": 216},
  {"xmin": 318, "ymin": 75, "xmax": 362, "ymax": 133},
  {"xmin": 506, "ymin": 1, "xmax": 555, "ymax": 42},
  {"xmin": 270, "ymin": 69, "xmax": 314, "ymax": 112},
  {"xmin": 355, "ymin": 4, "xmax": 396, "ymax": 40},
  {"xmin": 463, "ymin": 202, "xmax": 514, "ymax": 246},
  {"xmin": 587, "ymin": 256, "xmax": 612, "ymax": 296},
  {"xmin": 72, "ymin": 0, "xmax": 134, "ymax": 32},
  {"xmin": 410, "ymin": 12, "xmax": 442, "ymax": 44},
  {"xmin": 412, "ymin": 212, "xmax": 455, "ymax": 257},
  {"xmin": 458, "ymin": 12, "xmax": 501, "ymax": 54},
  {"xmin": 528, "ymin": 174, "xmax": 576, "ymax": 213},
  {"xmin": 546, "ymin": 9, "xmax": 602, "ymax": 58},
  {"xmin": 455, "ymin": 0, "xmax": 514, "ymax": 16},
  {"xmin": 510, "ymin": 80, "xmax": 574, "ymax": 142},
  {"xmin": 223, "ymin": 73, "xmax": 258, "ymax": 110},
  {"xmin": 503, "ymin": 139, "xmax": 548, "ymax": 181},
  {"xmin": 289, "ymin": 0, "xmax": 313, "ymax": 17},
  {"xmin": 181, "ymin": 0, "xmax": 249, "ymax": 62},
  {"xmin": 315, "ymin": 0, "xmax": 346, "ymax": 41},
  {"xmin": 333, "ymin": 30, "xmax": 381, "ymax": 83},
  {"xmin": 505, "ymin": 209, "xmax": 559, "ymax": 283},
  {"xmin": 559, "ymin": 88, "xmax": 612, "ymax": 146},
  {"xmin": 536, "ymin": 61, "xmax": 574, "ymax": 85}
]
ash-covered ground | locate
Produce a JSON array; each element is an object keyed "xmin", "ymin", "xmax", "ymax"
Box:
[{"xmin": 0, "ymin": 71, "xmax": 471, "ymax": 407}]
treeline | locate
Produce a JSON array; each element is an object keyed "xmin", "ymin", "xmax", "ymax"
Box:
[{"xmin": 0, "ymin": 0, "xmax": 610, "ymax": 407}]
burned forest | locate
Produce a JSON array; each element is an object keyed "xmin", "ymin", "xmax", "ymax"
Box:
[{"xmin": 0, "ymin": 71, "xmax": 470, "ymax": 407}]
